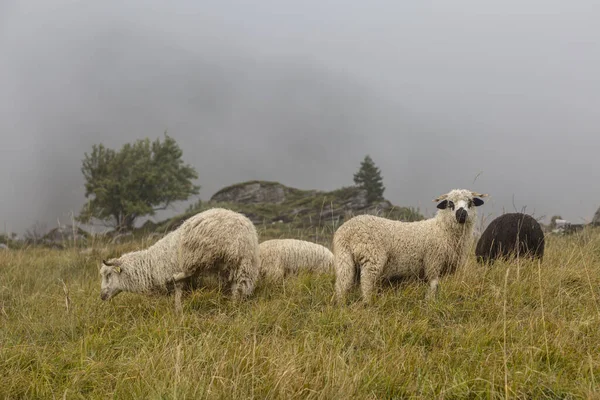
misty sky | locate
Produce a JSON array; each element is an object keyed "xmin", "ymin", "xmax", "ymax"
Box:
[{"xmin": 1, "ymin": 0, "xmax": 599, "ymax": 234}]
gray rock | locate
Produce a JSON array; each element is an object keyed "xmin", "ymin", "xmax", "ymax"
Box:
[
  {"xmin": 43, "ymin": 224, "xmax": 88, "ymax": 246},
  {"xmin": 206, "ymin": 181, "xmax": 423, "ymax": 227},
  {"xmin": 211, "ymin": 181, "xmax": 290, "ymax": 204}
]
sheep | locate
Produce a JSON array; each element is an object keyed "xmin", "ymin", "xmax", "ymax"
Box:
[
  {"xmin": 99, "ymin": 207, "xmax": 260, "ymax": 312},
  {"xmin": 333, "ymin": 189, "xmax": 488, "ymax": 303},
  {"xmin": 475, "ymin": 212, "xmax": 545, "ymax": 264},
  {"xmin": 258, "ymin": 239, "xmax": 334, "ymax": 282}
]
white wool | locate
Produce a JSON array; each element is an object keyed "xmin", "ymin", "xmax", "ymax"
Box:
[
  {"xmin": 258, "ymin": 239, "xmax": 333, "ymax": 282},
  {"xmin": 333, "ymin": 189, "xmax": 487, "ymax": 303},
  {"xmin": 99, "ymin": 208, "xmax": 260, "ymax": 303}
]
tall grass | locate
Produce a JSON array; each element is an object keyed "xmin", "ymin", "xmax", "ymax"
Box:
[{"xmin": 1, "ymin": 230, "xmax": 599, "ymax": 399}]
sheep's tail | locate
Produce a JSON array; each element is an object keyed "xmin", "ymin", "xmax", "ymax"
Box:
[{"xmin": 333, "ymin": 238, "xmax": 356, "ymax": 303}]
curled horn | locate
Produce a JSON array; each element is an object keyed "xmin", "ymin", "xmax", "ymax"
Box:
[
  {"xmin": 433, "ymin": 193, "xmax": 448, "ymax": 202},
  {"xmin": 470, "ymin": 192, "xmax": 489, "ymax": 198},
  {"xmin": 102, "ymin": 259, "xmax": 112, "ymax": 266}
]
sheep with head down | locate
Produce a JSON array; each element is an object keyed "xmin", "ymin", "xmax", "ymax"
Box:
[
  {"xmin": 258, "ymin": 239, "xmax": 334, "ymax": 283},
  {"xmin": 475, "ymin": 212, "xmax": 545, "ymax": 265},
  {"xmin": 99, "ymin": 207, "xmax": 260, "ymax": 312},
  {"xmin": 333, "ymin": 189, "xmax": 488, "ymax": 303}
]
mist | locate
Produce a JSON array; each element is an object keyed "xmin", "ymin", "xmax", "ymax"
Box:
[{"xmin": 1, "ymin": 0, "xmax": 600, "ymax": 234}]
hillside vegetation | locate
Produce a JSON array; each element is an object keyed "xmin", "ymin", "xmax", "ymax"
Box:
[
  {"xmin": 139, "ymin": 181, "xmax": 424, "ymax": 246},
  {"xmin": 1, "ymin": 226, "xmax": 599, "ymax": 398}
]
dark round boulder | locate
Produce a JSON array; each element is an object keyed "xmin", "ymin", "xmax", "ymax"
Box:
[{"xmin": 475, "ymin": 213, "xmax": 545, "ymax": 264}]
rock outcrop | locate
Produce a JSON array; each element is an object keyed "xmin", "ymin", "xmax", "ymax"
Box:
[
  {"xmin": 41, "ymin": 224, "xmax": 88, "ymax": 248},
  {"xmin": 211, "ymin": 181, "xmax": 298, "ymax": 204},
  {"xmin": 208, "ymin": 181, "xmax": 422, "ymax": 225}
]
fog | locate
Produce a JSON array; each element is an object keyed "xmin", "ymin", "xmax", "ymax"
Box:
[{"xmin": 1, "ymin": 0, "xmax": 599, "ymax": 234}]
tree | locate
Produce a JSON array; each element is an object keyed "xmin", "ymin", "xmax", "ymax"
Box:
[
  {"xmin": 353, "ymin": 155, "xmax": 385, "ymax": 203},
  {"xmin": 77, "ymin": 132, "xmax": 200, "ymax": 231}
]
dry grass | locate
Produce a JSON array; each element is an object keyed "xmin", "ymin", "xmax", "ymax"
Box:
[{"xmin": 1, "ymin": 230, "xmax": 600, "ymax": 399}]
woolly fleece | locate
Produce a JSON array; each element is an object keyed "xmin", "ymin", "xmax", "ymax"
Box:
[
  {"xmin": 333, "ymin": 189, "xmax": 486, "ymax": 303},
  {"xmin": 258, "ymin": 239, "xmax": 333, "ymax": 282},
  {"xmin": 475, "ymin": 212, "xmax": 545, "ymax": 264},
  {"xmin": 99, "ymin": 208, "xmax": 260, "ymax": 305}
]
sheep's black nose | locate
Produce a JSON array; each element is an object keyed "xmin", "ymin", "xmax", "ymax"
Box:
[{"xmin": 456, "ymin": 208, "xmax": 468, "ymax": 224}]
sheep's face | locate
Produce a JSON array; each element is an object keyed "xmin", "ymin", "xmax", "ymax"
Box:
[
  {"xmin": 100, "ymin": 259, "xmax": 124, "ymax": 301},
  {"xmin": 435, "ymin": 189, "xmax": 487, "ymax": 227}
]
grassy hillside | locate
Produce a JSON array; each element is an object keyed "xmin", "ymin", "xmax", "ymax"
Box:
[{"xmin": 1, "ymin": 228, "xmax": 599, "ymax": 398}]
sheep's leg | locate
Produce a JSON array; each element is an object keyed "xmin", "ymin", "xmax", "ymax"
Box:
[
  {"xmin": 174, "ymin": 281, "xmax": 185, "ymax": 313},
  {"xmin": 273, "ymin": 264, "xmax": 286, "ymax": 283},
  {"xmin": 424, "ymin": 253, "xmax": 444, "ymax": 301},
  {"xmin": 172, "ymin": 270, "xmax": 195, "ymax": 313},
  {"xmin": 333, "ymin": 248, "xmax": 356, "ymax": 304},
  {"xmin": 230, "ymin": 259, "xmax": 258, "ymax": 301},
  {"xmin": 424, "ymin": 264, "xmax": 442, "ymax": 301},
  {"xmin": 426, "ymin": 278, "xmax": 439, "ymax": 300},
  {"xmin": 360, "ymin": 263, "xmax": 381, "ymax": 304}
]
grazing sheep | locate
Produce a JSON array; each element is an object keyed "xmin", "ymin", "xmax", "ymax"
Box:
[
  {"xmin": 475, "ymin": 212, "xmax": 545, "ymax": 264},
  {"xmin": 99, "ymin": 208, "xmax": 260, "ymax": 312},
  {"xmin": 333, "ymin": 189, "xmax": 488, "ymax": 303},
  {"xmin": 258, "ymin": 239, "xmax": 334, "ymax": 282}
]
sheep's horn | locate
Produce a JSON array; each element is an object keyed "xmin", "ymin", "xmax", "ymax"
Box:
[
  {"xmin": 103, "ymin": 259, "xmax": 115, "ymax": 266},
  {"xmin": 470, "ymin": 192, "xmax": 489, "ymax": 198},
  {"xmin": 433, "ymin": 194, "xmax": 448, "ymax": 202}
]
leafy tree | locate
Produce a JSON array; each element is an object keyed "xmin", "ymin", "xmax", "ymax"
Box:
[
  {"xmin": 77, "ymin": 132, "xmax": 200, "ymax": 231},
  {"xmin": 353, "ymin": 155, "xmax": 385, "ymax": 203}
]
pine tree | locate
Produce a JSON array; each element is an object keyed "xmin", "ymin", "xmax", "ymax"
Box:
[{"xmin": 353, "ymin": 155, "xmax": 385, "ymax": 203}]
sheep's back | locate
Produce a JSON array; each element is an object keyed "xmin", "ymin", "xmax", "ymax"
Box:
[
  {"xmin": 475, "ymin": 213, "xmax": 545, "ymax": 262},
  {"xmin": 260, "ymin": 239, "xmax": 333, "ymax": 275},
  {"xmin": 179, "ymin": 208, "xmax": 258, "ymax": 263},
  {"xmin": 334, "ymin": 215, "xmax": 436, "ymax": 261}
]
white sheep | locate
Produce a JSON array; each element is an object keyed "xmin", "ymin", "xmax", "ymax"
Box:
[
  {"xmin": 258, "ymin": 239, "xmax": 334, "ymax": 282},
  {"xmin": 99, "ymin": 207, "xmax": 260, "ymax": 312},
  {"xmin": 333, "ymin": 189, "xmax": 488, "ymax": 303}
]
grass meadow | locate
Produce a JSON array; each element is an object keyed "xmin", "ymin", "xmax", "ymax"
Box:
[{"xmin": 1, "ymin": 229, "xmax": 600, "ymax": 399}]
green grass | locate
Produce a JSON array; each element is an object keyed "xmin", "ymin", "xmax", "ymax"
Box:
[{"xmin": 1, "ymin": 230, "xmax": 600, "ymax": 399}]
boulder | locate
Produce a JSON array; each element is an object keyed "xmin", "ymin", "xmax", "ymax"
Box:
[
  {"xmin": 42, "ymin": 224, "xmax": 88, "ymax": 247},
  {"xmin": 211, "ymin": 181, "xmax": 292, "ymax": 204}
]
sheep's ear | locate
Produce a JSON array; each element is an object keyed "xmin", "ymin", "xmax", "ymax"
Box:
[
  {"xmin": 433, "ymin": 194, "xmax": 448, "ymax": 202},
  {"xmin": 473, "ymin": 197, "xmax": 485, "ymax": 207},
  {"xmin": 470, "ymin": 192, "xmax": 488, "ymax": 198},
  {"xmin": 437, "ymin": 200, "xmax": 449, "ymax": 210}
]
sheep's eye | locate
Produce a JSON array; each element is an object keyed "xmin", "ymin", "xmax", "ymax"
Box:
[
  {"xmin": 467, "ymin": 199, "xmax": 473, "ymax": 208},
  {"xmin": 448, "ymin": 201, "xmax": 455, "ymax": 210}
]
